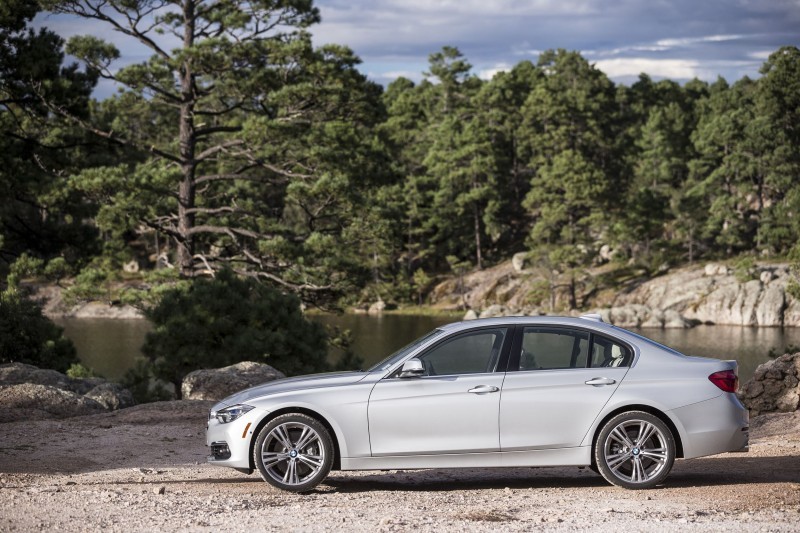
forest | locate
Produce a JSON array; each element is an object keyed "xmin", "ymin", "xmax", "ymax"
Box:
[{"xmin": 2, "ymin": 0, "xmax": 800, "ymax": 313}]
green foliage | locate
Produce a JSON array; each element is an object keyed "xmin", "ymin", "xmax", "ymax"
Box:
[
  {"xmin": 141, "ymin": 269, "xmax": 329, "ymax": 396},
  {"xmin": 3, "ymin": 1, "xmax": 800, "ymax": 314},
  {"xmin": 0, "ymin": 288, "xmax": 78, "ymax": 372},
  {"xmin": 326, "ymin": 326, "xmax": 365, "ymax": 371},
  {"xmin": 120, "ymin": 357, "xmax": 175, "ymax": 404},
  {"xmin": 65, "ymin": 362, "xmax": 97, "ymax": 379},
  {"xmin": 733, "ymin": 256, "xmax": 758, "ymax": 283},
  {"xmin": 43, "ymin": 0, "xmax": 383, "ymax": 306},
  {"xmin": 525, "ymin": 279, "xmax": 551, "ymax": 307},
  {"xmin": 412, "ymin": 268, "xmax": 432, "ymax": 305},
  {"xmin": 1, "ymin": 1, "xmax": 100, "ymax": 276}
]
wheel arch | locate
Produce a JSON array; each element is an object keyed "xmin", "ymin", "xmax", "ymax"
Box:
[
  {"xmin": 248, "ymin": 407, "xmax": 342, "ymax": 472},
  {"xmin": 590, "ymin": 404, "xmax": 685, "ymax": 462}
]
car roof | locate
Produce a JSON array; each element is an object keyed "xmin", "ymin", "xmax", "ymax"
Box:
[{"xmin": 438, "ymin": 315, "xmax": 620, "ymax": 334}]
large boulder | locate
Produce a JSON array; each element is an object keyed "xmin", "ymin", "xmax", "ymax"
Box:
[
  {"xmin": 85, "ymin": 382, "xmax": 136, "ymax": 410},
  {"xmin": 738, "ymin": 353, "xmax": 800, "ymax": 417},
  {"xmin": 0, "ymin": 383, "xmax": 107, "ymax": 423},
  {"xmin": 181, "ymin": 361, "xmax": 286, "ymax": 401},
  {"xmin": 0, "ymin": 362, "xmax": 135, "ymax": 416}
]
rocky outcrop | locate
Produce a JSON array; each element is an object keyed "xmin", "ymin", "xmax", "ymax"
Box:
[
  {"xmin": 181, "ymin": 361, "xmax": 285, "ymax": 401},
  {"xmin": 24, "ymin": 283, "xmax": 144, "ymax": 319},
  {"xmin": 738, "ymin": 353, "xmax": 800, "ymax": 417},
  {"xmin": 594, "ymin": 305, "xmax": 692, "ymax": 329},
  {"xmin": 0, "ymin": 363, "xmax": 135, "ymax": 421},
  {"xmin": 433, "ymin": 260, "xmax": 799, "ymax": 328},
  {"xmin": 612, "ymin": 264, "xmax": 791, "ymax": 327}
]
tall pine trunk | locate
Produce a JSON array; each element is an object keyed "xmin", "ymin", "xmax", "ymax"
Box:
[{"xmin": 177, "ymin": 0, "xmax": 197, "ymax": 276}]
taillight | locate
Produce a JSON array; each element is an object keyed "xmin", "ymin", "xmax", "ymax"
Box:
[{"xmin": 709, "ymin": 370, "xmax": 738, "ymax": 393}]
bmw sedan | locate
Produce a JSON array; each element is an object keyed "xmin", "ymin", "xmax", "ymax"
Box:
[{"xmin": 206, "ymin": 314, "xmax": 749, "ymax": 492}]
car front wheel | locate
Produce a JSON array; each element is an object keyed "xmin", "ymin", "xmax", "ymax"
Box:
[
  {"xmin": 254, "ymin": 413, "xmax": 334, "ymax": 492},
  {"xmin": 595, "ymin": 411, "xmax": 675, "ymax": 490}
]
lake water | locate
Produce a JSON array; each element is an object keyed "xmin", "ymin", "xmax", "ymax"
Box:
[{"xmin": 55, "ymin": 315, "xmax": 800, "ymax": 383}]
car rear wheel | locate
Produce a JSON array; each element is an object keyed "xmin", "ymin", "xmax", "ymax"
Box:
[
  {"xmin": 254, "ymin": 413, "xmax": 334, "ymax": 493},
  {"xmin": 595, "ymin": 411, "xmax": 675, "ymax": 489}
]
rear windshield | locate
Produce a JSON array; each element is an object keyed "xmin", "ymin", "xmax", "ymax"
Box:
[{"xmin": 616, "ymin": 328, "xmax": 685, "ymax": 357}]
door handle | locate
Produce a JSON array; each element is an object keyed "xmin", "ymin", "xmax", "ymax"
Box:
[
  {"xmin": 585, "ymin": 377, "xmax": 616, "ymax": 386},
  {"xmin": 468, "ymin": 385, "xmax": 499, "ymax": 394}
]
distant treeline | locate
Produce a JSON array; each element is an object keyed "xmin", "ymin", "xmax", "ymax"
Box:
[{"xmin": 1, "ymin": 1, "xmax": 799, "ymax": 307}]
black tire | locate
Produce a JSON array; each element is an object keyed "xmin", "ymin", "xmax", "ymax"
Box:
[
  {"xmin": 594, "ymin": 411, "xmax": 675, "ymax": 490},
  {"xmin": 253, "ymin": 413, "xmax": 334, "ymax": 493}
]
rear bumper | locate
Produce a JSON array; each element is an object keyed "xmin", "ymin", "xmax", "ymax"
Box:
[{"xmin": 671, "ymin": 393, "xmax": 749, "ymax": 459}]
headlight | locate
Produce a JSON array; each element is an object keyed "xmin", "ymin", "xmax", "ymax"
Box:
[{"xmin": 212, "ymin": 404, "xmax": 255, "ymax": 424}]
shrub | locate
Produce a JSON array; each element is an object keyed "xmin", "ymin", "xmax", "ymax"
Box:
[
  {"xmin": 0, "ymin": 288, "xmax": 78, "ymax": 372},
  {"xmin": 141, "ymin": 269, "xmax": 329, "ymax": 397}
]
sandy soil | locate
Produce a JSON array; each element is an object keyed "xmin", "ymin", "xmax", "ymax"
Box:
[{"xmin": 1, "ymin": 401, "xmax": 799, "ymax": 532}]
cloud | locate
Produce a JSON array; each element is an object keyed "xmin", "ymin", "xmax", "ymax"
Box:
[
  {"xmin": 654, "ymin": 34, "xmax": 745, "ymax": 48},
  {"xmin": 593, "ymin": 58, "xmax": 704, "ymax": 80},
  {"xmin": 477, "ymin": 63, "xmax": 513, "ymax": 80},
  {"xmin": 32, "ymin": 0, "xmax": 800, "ymax": 93}
]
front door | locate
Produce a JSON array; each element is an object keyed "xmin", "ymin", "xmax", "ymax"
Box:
[{"xmin": 368, "ymin": 327, "xmax": 509, "ymax": 456}]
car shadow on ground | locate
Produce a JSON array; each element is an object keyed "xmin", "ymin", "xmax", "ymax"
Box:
[{"xmin": 137, "ymin": 454, "xmax": 798, "ymax": 493}]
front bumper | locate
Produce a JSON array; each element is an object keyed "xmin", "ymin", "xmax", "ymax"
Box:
[{"xmin": 206, "ymin": 407, "xmax": 263, "ymax": 470}]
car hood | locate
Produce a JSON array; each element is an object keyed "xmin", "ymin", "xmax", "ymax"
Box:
[{"xmin": 212, "ymin": 371, "xmax": 370, "ymax": 410}]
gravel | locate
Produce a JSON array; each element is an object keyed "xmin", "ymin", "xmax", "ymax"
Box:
[{"xmin": 1, "ymin": 402, "xmax": 798, "ymax": 532}]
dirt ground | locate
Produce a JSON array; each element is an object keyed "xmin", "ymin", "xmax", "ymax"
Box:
[{"xmin": 1, "ymin": 401, "xmax": 799, "ymax": 532}]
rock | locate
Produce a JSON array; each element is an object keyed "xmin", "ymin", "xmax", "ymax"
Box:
[
  {"xmin": 0, "ymin": 383, "xmax": 106, "ymax": 422},
  {"xmin": 663, "ymin": 310, "xmax": 691, "ymax": 329},
  {"xmin": 0, "ymin": 363, "xmax": 134, "ymax": 412},
  {"xmin": 479, "ymin": 304, "xmax": 508, "ymax": 319},
  {"xmin": 181, "ymin": 361, "xmax": 286, "ymax": 401},
  {"xmin": 511, "ymin": 252, "xmax": 529, "ymax": 274},
  {"xmin": 606, "ymin": 304, "xmax": 650, "ymax": 328},
  {"xmin": 122, "ymin": 260, "xmax": 140, "ymax": 274},
  {"xmin": 85, "ymin": 383, "xmax": 136, "ymax": 411},
  {"xmin": 598, "ymin": 244, "xmax": 614, "ymax": 262},
  {"xmin": 0, "ymin": 363, "xmax": 74, "ymax": 391},
  {"xmin": 738, "ymin": 353, "xmax": 800, "ymax": 416},
  {"xmin": 755, "ymin": 285, "xmax": 786, "ymax": 326},
  {"xmin": 463, "ymin": 309, "xmax": 478, "ymax": 321},
  {"xmin": 368, "ymin": 300, "xmax": 386, "ymax": 315},
  {"xmin": 704, "ymin": 263, "xmax": 729, "ymax": 276}
]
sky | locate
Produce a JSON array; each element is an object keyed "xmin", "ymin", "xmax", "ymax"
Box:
[{"xmin": 33, "ymin": 0, "xmax": 800, "ymax": 97}]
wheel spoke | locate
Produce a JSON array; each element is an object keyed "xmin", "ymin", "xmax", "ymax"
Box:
[
  {"xmin": 636, "ymin": 422, "xmax": 656, "ymax": 447},
  {"xmin": 282, "ymin": 459, "xmax": 300, "ymax": 485},
  {"xmin": 631, "ymin": 457, "xmax": 645, "ymax": 482},
  {"xmin": 295, "ymin": 427, "xmax": 319, "ymax": 451},
  {"xmin": 607, "ymin": 452, "xmax": 632, "ymax": 471},
  {"xmin": 261, "ymin": 451, "xmax": 288, "ymax": 468},
  {"xmin": 298, "ymin": 453, "xmax": 323, "ymax": 470},
  {"xmin": 610, "ymin": 426, "xmax": 634, "ymax": 448},
  {"xmin": 640, "ymin": 448, "xmax": 667, "ymax": 461},
  {"xmin": 271, "ymin": 424, "xmax": 294, "ymax": 450}
]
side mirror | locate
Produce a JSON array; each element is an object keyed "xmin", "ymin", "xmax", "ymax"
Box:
[{"xmin": 398, "ymin": 358, "xmax": 424, "ymax": 378}]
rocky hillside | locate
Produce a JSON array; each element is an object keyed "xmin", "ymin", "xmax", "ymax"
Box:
[{"xmin": 430, "ymin": 259, "xmax": 800, "ymax": 328}]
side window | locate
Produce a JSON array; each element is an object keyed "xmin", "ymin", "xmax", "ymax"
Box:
[
  {"xmin": 417, "ymin": 328, "xmax": 507, "ymax": 376},
  {"xmin": 590, "ymin": 335, "xmax": 632, "ymax": 368},
  {"xmin": 519, "ymin": 328, "xmax": 589, "ymax": 370}
]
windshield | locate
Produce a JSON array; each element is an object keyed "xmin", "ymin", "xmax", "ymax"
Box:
[{"xmin": 366, "ymin": 329, "xmax": 443, "ymax": 372}]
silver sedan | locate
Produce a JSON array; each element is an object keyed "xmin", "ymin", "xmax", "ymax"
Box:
[{"xmin": 206, "ymin": 315, "xmax": 749, "ymax": 492}]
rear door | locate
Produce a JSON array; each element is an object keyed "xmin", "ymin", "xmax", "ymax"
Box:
[{"xmin": 499, "ymin": 327, "xmax": 631, "ymax": 451}]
